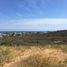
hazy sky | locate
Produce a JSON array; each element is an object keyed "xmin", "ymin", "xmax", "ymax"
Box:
[{"xmin": 0, "ymin": 0, "xmax": 67, "ymax": 31}]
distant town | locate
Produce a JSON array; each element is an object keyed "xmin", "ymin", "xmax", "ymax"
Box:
[{"xmin": 0, "ymin": 30, "xmax": 67, "ymax": 45}]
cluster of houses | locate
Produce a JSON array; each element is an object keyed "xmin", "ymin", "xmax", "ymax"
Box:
[{"xmin": 0, "ymin": 31, "xmax": 66, "ymax": 44}]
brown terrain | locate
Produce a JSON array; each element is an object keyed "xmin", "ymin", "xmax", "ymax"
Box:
[{"xmin": 3, "ymin": 46, "xmax": 67, "ymax": 67}]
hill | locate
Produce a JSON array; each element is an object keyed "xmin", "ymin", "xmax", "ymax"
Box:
[{"xmin": 0, "ymin": 30, "xmax": 67, "ymax": 45}]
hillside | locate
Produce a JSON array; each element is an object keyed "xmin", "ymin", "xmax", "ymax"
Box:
[
  {"xmin": 0, "ymin": 30, "xmax": 67, "ymax": 67},
  {"xmin": 0, "ymin": 30, "xmax": 67, "ymax": 45},
  {"xmin": 2, "ymin": 45, "xmax": 67, "ymax": 67}
]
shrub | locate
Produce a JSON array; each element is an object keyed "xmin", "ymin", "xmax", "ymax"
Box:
[{"xmin": 0, "ymin": 40, "xmax": 12, "ymax": 45}]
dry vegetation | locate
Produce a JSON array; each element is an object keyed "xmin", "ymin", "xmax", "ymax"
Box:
[
  {"xmin": 0, "ymin": 31, "xmax": 67, "ymax": 67},
  {"xmin": 0, "ymin": 44, "xmax": 66, "ymax": 67}
]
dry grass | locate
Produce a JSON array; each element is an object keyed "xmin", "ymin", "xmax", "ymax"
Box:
[
  {"xmin": 0, "ymin": 45, "xmax": 29, "ymax": 67},
  {"xmin": 2, "ymin": 45, "xmax": 67, "ymax": 67}
]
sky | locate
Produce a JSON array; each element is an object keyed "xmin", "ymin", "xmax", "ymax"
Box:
[{"xmin": 0, "ymin": 0, "xmax": 67, "ymax": 31}]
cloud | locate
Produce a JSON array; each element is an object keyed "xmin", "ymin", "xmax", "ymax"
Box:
[
  {"xmin": 0, "ymin": 18, "xmax": 67, "ymax": 26},
  {"xmin": 0, "ymin": 18, "xmax": 67, "ymax": 31}
]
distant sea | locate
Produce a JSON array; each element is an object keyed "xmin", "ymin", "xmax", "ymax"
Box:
[{"xmin": 0, "ymin": 31, "xmax": 49, "ymax": 33}]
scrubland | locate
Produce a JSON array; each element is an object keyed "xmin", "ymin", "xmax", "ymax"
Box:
[{"xmin": 0, "ymin": 44, "xmax": 66, "ymax": 67}]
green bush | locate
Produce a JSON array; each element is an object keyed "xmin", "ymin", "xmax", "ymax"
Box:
[{"xmin": 0, "ymin": 40, "xmax": 12, "ymax": 45}]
